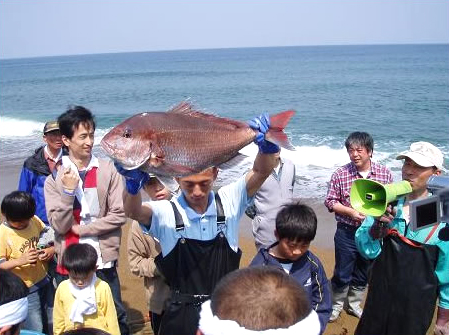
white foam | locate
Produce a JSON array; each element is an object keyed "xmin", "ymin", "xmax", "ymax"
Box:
[{"xmin": 0, "ymin": 117, "xmax": 44, "ymax": 138}]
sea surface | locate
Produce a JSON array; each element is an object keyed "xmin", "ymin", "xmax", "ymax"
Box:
[{"xmin": 1, "ymin": 44, "xmax": 448, "ymax": 198}]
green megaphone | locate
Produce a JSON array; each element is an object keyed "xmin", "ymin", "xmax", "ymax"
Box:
[{"xmin": 350, "ymin": 179, "xmax": 412, "ymax": 217}]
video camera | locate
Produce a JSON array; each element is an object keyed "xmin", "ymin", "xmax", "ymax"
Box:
[
  {"xmin": 409, "ymin": 176, "xmax": 449, "ymax": 240},
  {"xmin": 350, "ymin": 176, "xmax": 449, "ymax": 241}
]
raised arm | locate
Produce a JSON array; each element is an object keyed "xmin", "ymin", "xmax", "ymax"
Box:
[{"xmin": 245, "ymin": 153, "xmax": 278, "ymax": 197}]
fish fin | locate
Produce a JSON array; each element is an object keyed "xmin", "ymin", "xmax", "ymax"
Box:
[
  {"xmin": 218, "ymin": 153, "xmax": 249, "ymax": 170},
  {"xmin": 168, "ymin": 101, "xmax": 195, "ymax": 114},
  {"xmin": 155, "ymin": 175, "xmax": 180, "ymax": 193},
  {"xmin": 154, "ymin": 161, "xmax": 200, "ymax": 177},
  {"xmin": 266, "ymin": 110, "xmax": 296, "ymax": 151},
  {"xmin": 168, "ymin": 101, "xmax": 248, "ymax": 129}
]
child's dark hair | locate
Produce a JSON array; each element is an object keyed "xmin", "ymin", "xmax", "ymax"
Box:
[
  {"xmin": 344, "ymin": 131, "xmax": 374, "ymax": 153},
  {"xmin": 1, "ymin": 191, "xmax": 35, "ymax": 222},
  {"xmin": 62, "ymin": 328, "xmax": 111, "ymax": 335},
  {"xmin": 0, "ymin": 268, "xmax": 29, "ymax": 305},
  {"xmin": 275, "ymin": 202, "xmax": 317, "ymax": 242},
  {"xmin": 0, "ymin": 269, "xmax": 29, "ymax": 335},
  {"xmin": 58, "ymin": 106, "xmax": 96, "ymax": 139},
  {"xmin": 62, "ymin": 243, "xmax": 98, "ymax": 274}
]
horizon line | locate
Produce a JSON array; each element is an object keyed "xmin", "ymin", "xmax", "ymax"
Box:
[{"xmin": 1, "ymin": 42, "xmax": 448, "ymax": 61}]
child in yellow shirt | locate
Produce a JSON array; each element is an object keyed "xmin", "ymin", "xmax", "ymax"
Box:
[
  {"xmin": 0, "ymin": 191, "xmax": 55, "ymax": 333},
  {"xmin": 53, "ymin": 243, "xmax": 119, "ymax": 335}
]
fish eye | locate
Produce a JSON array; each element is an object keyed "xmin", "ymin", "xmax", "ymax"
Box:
[{"xmin": 123, "ymin": 128, "xmax": 132, "ymax": 139}]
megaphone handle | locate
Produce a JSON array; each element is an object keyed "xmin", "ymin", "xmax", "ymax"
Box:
[
  {"xmin": 389, "ymin": 200, "xmax": 398, "ymax": 208},
  {"xmin": 369, "ymin": 219, "xmax": 389, "ymax": 240}
]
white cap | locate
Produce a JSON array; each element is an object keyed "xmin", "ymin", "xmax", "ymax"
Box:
[{"xmin": 396, "ymin": 141, "xmax": 444, "ymax": 170}]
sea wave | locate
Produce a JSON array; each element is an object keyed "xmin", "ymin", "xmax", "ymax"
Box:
[{"xmin": 0, "ymin": 117, "xmax": 45, "ymax": 137}]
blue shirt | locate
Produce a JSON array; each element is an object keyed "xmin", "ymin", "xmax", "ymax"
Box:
[
  {"xmin": 355, "ymin": 196, "xmax": 449, "ymax": 308},
  {"xmin": 140, "ymin": 176, "xmax": 251, "ymax": 257}
]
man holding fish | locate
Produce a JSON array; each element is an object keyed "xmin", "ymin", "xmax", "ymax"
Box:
[{"xmin": 103, "ymin": 102, "xmax": 295, "ymax": 335}]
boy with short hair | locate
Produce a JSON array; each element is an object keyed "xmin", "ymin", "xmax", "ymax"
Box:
[
  {"xmin": 250, "ymin": 202, "xmax": 332, "ymax": 334},
  {"xmin": 0, "ymin": 269, "xmax": 29, "ymax": 335},
  {"xmin": 53, "ymin": 243, "xmax": 119, "ymax": 335},
  {"xmin": 127, "ymin": 175, "xmax": 172, "ymax": 334},
  {"xmin": 197, "ymin": 267, "xmax": 320, "ymax": 335},
  {"xmin": 0, "ymin": 191, "xmax": 55, "ymax": 333}
]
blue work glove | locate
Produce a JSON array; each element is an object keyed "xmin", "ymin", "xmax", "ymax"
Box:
[
  {"xmin": 114, "ymin": 161, "xmax": 149, "ymax": 195},
  {"xmin": 248, "ymin": 113, "xmax": 280, "ymax": 154}
]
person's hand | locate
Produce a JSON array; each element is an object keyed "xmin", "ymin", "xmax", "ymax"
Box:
[
  {"xmin": 368, "ymin": 205, "xmax": 395, "ymax": 240},
  {"xmin": 248, "ymin": 113, "xmax": 280, "ymax": 154},
  {"xmin": 369, "ymin": 219, "xmax": 389, "ymax": 240},
  {"xmin": 38, "ymin": 246, "xmax": 55, "ymax": 262},
  {"xmin": 71, "ymin": 224, "xmax": 80, "ymax": 236},
  {"xmin": 350, "ymin": 208, "xmax": 366, "ymax": 222},
  {"xmin": 19, "ymin": 248, "xmax": 39, "ymax": 266},
  {"xmin": 114, "ymin": 161, "xmax": 149, "ymax": 195},
  {"xmin": 435, "ymin": 307, "xmax": 449, "ymax": 335},
  {"xmin": 61, "ymin": 166, "xmax": 79, "ymax": 192}
]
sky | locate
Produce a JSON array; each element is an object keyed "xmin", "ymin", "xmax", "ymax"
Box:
[{"xmin": 0, "ymin": 0, "xmax": 448, "ymax": 59}]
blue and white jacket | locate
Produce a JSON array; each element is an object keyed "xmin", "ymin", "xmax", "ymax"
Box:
[
  {"xmin": 18, "ymin": 146, "xmax": 62, "ymax": 225},
  {"xmin": 250, "ymin": 244, "xmax": 332, "ymax": 334}
]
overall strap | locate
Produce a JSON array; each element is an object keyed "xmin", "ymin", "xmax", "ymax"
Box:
[
  {"xmin": 388, "ymin": 229, "xmax": 422, "ymax": 248},
  {"xmin": 169, "ymin": 201, "xmax": 185, "ymax": 231},
  {"xmin": 215, "ymin": 193, "xmax": 226, "ymax": 225},
  {"xmin": 424, "ymin": 224, "xmax": 439, "ymax": 244}
]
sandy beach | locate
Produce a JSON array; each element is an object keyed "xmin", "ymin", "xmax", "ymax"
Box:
[{"xmin": 1, "ymin": 165, "xmax": 436, "ymax": 335}]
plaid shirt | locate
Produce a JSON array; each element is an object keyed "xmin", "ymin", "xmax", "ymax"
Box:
[{"xmin": 324, "ymin": 161, "xmax": 393, "ymax": 227}]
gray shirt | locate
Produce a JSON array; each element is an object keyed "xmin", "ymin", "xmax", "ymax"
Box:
[{"xmin": 251, "ymin": 158, "xmax": 296, "ymax": 249}]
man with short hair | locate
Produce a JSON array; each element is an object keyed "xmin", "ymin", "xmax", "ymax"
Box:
[
  {"xmin": 355, "ymin": 141, "xmax": 449, "ymax": 335},
  {"xmin": 324, "ymin": 131, "xmax": 393, "ymax": 321},
  {"xmin": 196, "ymin": 267, "xmax": 320, "ymax": 335},
  {"xmin": 118, "ymin": 114, "xmax": 283, "ymax": 335},
  {"xmin": 0, "ymin": 269, "xmax": 29, "ymax": 335},
  {"xmin": 44, "ymin": 106, "xmax": 129, "ymax": 335},
  {"xmin": 19, "ymin": 121, "xmax": 63, "ymax": 226}
]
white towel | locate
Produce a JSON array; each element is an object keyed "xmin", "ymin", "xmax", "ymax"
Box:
[
  {"xmin": 69, "ymin": 274, "xmax": 98, "ymax": 324},
  {"xmin": 198, "ymin": 300, "xmax": 320, "ymax": 335},
  {"xmin": 62, "ymin": 156, "xmax": 90, "ymax": 219},
  {"xmin": 0, "ymin": 297, "xmax": 28, "ymax": 327}
]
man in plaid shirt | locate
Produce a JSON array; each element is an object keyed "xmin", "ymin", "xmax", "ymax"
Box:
[{"xmin": 324, "ymin": 132, "xmax": 393, "ymax": 322}]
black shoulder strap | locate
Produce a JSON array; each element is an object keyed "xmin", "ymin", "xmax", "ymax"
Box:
[
  {"xmin": 215, "ymin": 193, "xmax": 226, "ymax": 226},
  {"xmin": 169, "ymin": 201, "xmax": 185, "ymax": 231}
]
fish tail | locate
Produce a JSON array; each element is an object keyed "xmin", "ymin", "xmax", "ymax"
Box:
[
  {"xmin": 269, "ymin": 110, "xmax": 295, "ymax": 130},
  {"xmin": 266, "ymin": 110, "xmax": 296, "ymax": 151}
]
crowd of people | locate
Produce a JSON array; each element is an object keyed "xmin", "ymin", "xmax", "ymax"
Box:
[{"xmin": 0, "ymin": 105, "xmax": 448, "ymax": 335}]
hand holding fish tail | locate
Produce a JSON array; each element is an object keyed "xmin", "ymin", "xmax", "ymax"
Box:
[
  {"xmin": 248, "ymin": 113, "xmax": 280, "ymax": 154},
  {"xmin": 114, "ymin": 161, "xmax": 149, "ymax": 195}
]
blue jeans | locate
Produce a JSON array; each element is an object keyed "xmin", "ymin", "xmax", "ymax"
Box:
[
  {"xmin": 55, "ymin": 267, "xmax": 130, "ymax": 335},
  {"xmin": 331, "ymin": 223, "xmax": 372, "ymax": 289},
  {"xmin": 22, "ymin": 282, "xmax": 54, "ymax": 334}
]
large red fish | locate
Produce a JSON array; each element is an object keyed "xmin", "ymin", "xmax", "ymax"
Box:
[{"xmin": 100, "ymin": 102, "xmax": 295, "ymax": 178}]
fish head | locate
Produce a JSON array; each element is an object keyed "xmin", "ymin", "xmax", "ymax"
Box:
[{"xmin": 100, "ymin": 114, "xmax": 158, "ymax": 169}]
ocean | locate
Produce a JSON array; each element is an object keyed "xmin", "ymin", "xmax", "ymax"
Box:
[{"xmin": 1, "ymin": 44, "xmax": 448, "ymax": 199}]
